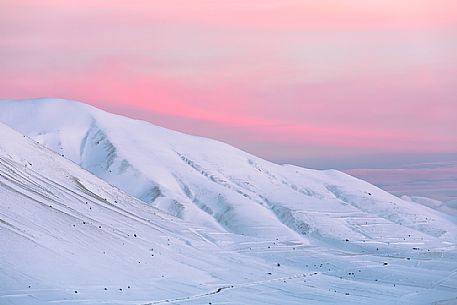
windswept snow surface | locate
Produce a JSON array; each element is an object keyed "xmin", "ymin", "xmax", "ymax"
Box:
[{"xmin": 1, "ymin": 98, "xmax": 457, "ymax": 304}]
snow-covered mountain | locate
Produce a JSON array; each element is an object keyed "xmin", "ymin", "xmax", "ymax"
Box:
[
  {"xmin": 1, "ymin": 98, "xmax": 455, "ymax": 245},
  {"xmin": 1, "ymin": 98, "xmax": 457, "ymax": 304}
]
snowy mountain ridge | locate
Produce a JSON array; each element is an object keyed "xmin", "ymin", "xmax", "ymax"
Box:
[{"xmin": 1, "ymin": 98, "xmax": 457, "ymax": 304}]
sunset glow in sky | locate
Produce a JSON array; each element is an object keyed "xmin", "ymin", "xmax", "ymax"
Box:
[{"xmin": 1, "ymin": 0, "xmax": 456, "ymax": 171}]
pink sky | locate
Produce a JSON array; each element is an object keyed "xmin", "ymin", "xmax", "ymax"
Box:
[{"xmin": 1, "ymin": 0, "xmax": 456, "ymax": 168}]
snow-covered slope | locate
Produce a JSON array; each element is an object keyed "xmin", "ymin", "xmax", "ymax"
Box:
[
  {"xmin": 1, "ymin": 98, "xmax": 457, "ymax": 304},
  {"xmin": 0, "ymin": 121, "xmax": 323, "ymax": 305}
]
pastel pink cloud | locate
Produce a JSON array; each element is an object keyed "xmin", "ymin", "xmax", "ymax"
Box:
[{"xmin": 0, "ymin": 1, "xmax": 456, "ymax": 163}]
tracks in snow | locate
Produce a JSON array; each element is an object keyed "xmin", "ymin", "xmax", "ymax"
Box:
[{"xmin": 141, "ymin": 273, "xmax": 310, "ymax": 305}]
